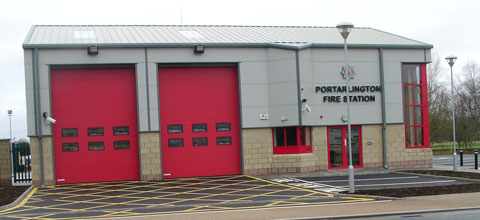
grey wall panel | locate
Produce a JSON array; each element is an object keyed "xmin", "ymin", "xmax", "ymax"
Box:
[
  {"xmin": 136, "ymin": 63, "xmax": 149, "ymax": 132},
  {"xmin": 148, "ymin": 48, "xmax": 267, "ymax": 63},
  {"xmin": 383, "ymin": 62, "xmax": 402, "ymax": 83},
  {"xmin": 383, "ymin": 49, "xmax": 426, "ymax": 63},
  {"xmin": 385, "ymin": 103, "xmax": 404, "ymax": 123},
  {"xmin": 40, "ymin": 88, "xmax": 52, "ymax": 136},
  {"xmin": 25, "ymin": 65, "xmax": 36, "ymax": 134},
  {"xmin": 269, "ymin": 105, "xmax": 299, "ymax": 127},
  {"xmin": 266, "ymin": 48, "xmax": 295, "ymax": 61},
  {"xmin": 38, "ymin": 48, "xmax": 144, "ymax": 64},
  {"xmin": 136, "ymin": 63, "xmax": 147, "ymax": 86},
  {"xmin": 310, "ymin": 104, "xmax": 382, "ymax": 126},
  {"xmin": 24, "ymin": 50, "xmax": 33, "ymax": 65},
  {"xmin": 241, "ymin": 107, "xmax": 271, "ymax": 128},
  {"xmin": 312, "ymin": 48, "xmax": 379, "ymax": 62},
  {"xmin": 38, "ymin": 64, "xmax": 52, "ymax": 136},
  {"xmin": 25, "ymin": 65, "xmax": 34, "ymax": 89},
  {"xmin": 241, "ymin": 84, "xmax": 269, "ymax": 107},
  {"xmin": 27, "ymin": 113, "xmax": 36, "ymax": 136},
  {"xmin": 239, "ymin": 62, "xmax": 268, "ymax": 84},
  {"xmin": 268, "ymin": 83, "xmax": 298, "ymax": 106},
  {"xmin": 149, "ymin": 109, "xmax": 159, "ymax": 131},
  {"xmin": 147, "ymin": 62, "xmax": 159, "ymax": 131},
  {"xmin": 137, "ymin": 85, "xmax": 148, "ymax": 132},
  {"xmin": 313, "ymin": 61, "xmax": 381, "ymax": 84},
  {"xmin": 425, "ymin": 49, "xmax": 432, "ymax": 63},
  {"xmin": 267, "ymin": 59, "xmax": 297, "ymax": 83}
]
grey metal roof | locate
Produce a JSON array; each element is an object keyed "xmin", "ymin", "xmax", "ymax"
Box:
[{"xmin": 23, "ymin": 25, "xmax": 432, "ymax": 49}]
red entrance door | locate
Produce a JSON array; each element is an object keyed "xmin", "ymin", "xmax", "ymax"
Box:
[
  {"xmin": 158, "ymin": 66, "xmax": 241, "ymax": 178},
  {"xmin": 51, "ymin": 67, "xmax": 139, "ymax": 184},
  {"xmin": 327, "ymin": 126, "xmax": 363, "ymax": 169}
]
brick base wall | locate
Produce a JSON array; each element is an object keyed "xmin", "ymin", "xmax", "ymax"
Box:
[
  {"xmin": 139, "ymin": 132, "xmax": 161, "ymax": 181},
  {"xmin": 0, "ymin": 139, "xmax": 12, "ymax": 185},
  {"xmin": 243, "ymin": 124, "xmax": 433, "ymax": 175},
  {"xmin": 30, "ymin": 136, "xmax": 54, "ymax": 187}
]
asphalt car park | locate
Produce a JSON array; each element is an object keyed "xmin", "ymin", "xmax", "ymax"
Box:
[
  {"xmin": 273, "ymin": 172, "xmax": 476, "ymax": 192},
  {"xmin": 0, "ymin": 175, "xmax": 373, "ymax": 220}
]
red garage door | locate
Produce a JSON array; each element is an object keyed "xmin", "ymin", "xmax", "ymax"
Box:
[
  {"xmin": 51, "ymin": 67, "xmax": 139, "ymax": 184},
  {"xmin": 159, "ymin": 66, "xmax": 241, "ymax": 178}
]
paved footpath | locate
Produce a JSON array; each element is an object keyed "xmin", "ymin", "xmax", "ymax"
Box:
[{"xmin": 116, "ymin": 192, "xmax": 480, "ymax": 220}]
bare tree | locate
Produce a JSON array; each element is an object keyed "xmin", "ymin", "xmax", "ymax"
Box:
[
  {"xmin": 455, "ymin": 61, "xmax": 480, "ymax": 147},
  {"xmin": 428, "ymin": 52, "xmax": 451, "ymax": 143}
]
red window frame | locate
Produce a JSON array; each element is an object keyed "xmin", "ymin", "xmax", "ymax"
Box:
[
  {"xmin": 402, "ymin": 63, "xmax": 430, "ymax": 148},
  {"xmin": 272, "ymin": 127, "xmax": 313, "ymax": 154}
]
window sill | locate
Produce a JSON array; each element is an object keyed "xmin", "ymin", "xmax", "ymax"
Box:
[{"xmin": 273, "ymin": 145, "xmax": 312, "ymax": 155}]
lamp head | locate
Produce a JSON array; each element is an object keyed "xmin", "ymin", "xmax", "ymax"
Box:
[
  {"xmin": 336, "ymin": 22, "xmax": 354, "ymax": 39},
  {"xmin": 445, "ymin": 55, "xmax": 457, "ymax": 67}
]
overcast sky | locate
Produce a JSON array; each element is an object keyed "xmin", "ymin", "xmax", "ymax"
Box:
[{"xmin": 1, "ymin": 0, "xmax": 479, "ymax": 140}]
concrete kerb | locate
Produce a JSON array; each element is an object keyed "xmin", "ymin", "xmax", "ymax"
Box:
[
  {"xmin": 0, "ymin": 185, "xmax": 35, "ymax": 211},
  {"xmin": 316, "ymin": 206, "xmax": 480, "ymax": 220},
  {"xmin": 397, "ymin": 170, "xmax": 480, "ymax": 183}
]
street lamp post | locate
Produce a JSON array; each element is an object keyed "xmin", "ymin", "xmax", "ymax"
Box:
[
  {"xmin": 446, "ymin": 55, "xmax": 458, "ymax": 172},
  {"xmin": 8, "ymin": 110, "xmax": 12, "ymax": 142},
  {"xmin": 336, "ymin": 22, "xmax": 355, "ymax": 193}
]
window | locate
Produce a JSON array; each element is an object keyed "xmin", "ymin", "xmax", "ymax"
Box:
[
  {"xmin": 168, "ymin": 124, "xmax": 183, "ymax": 133},
  {"xmin": 88, "ymin": 142, "xmax": 104, "ymax": 151},
  {"xmin": 193, "ymin": 137, "xmax": 208, "ymax": 146},
  {"xmin": 168, "ymin": 138, "xmax": 184, "ymax": 147},
  {"xmin": 273, "ymin": 127, "xmax": 312, "ymax": 154},
  {"xmin": 192, "ymin": 124, "xmax": 207, "ymax": 132},
  {"xmin": 88, "ymin": 127, "xmax": 104, "ymax": 136},
  {"xmin": 217, "ymin": 137, "xmax": 232, "ymax": 145},
  {"xmin": 402, "ymin": 64, "xmax": 430, "ymax": 148},
  {"xmin": 114, "ymin": 126, "xmax": 129, "ymax": 135},
  {"xmin": 114, "ymin": 141, "xmax": 130, "ymax": 150},
  {"xmin": 62, "ymin": 128, "xmax": 78, "ymax": 137},
  {"xmin": 216, "ymin": 123, "xmax": 231, "ymax": 131},
  {"xmin": 62, "ymin": 143, "xmax": 79, "ymax": 152}
]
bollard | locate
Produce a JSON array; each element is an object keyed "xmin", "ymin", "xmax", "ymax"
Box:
[
  {"xmin": 460, "ymin": 149, "xmax": 464, "ymax": 166},
  {"xmin": 475, "ymin": 150, "xmax": 478, "ymax": 170}
]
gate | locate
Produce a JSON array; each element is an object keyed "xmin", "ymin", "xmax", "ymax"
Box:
[{"xmin": 11, "ymin": 142, "xmax": 32, "ymax": 183}]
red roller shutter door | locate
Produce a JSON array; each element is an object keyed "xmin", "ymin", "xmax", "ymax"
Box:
[
  {"xmin": 51, "ymin": 67, "xmax": 139, "ymax": 184},
  {"xmin": 159, "ymin": 66, "xmax": 241, "ymax": 178}
]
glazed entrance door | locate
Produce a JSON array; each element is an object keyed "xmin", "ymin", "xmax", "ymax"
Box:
[{"xmin": 328, "ymin": 126, "xmax": 362, "ymax": 169}]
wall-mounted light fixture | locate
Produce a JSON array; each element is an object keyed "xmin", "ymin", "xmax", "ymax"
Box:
[
  {"xmin": 194, "ymin": 44, "xmax": 205, "ymax": 54},
  {"xmin": 87, "ymin": 45, "xmax": 99, "ymax": 55}
]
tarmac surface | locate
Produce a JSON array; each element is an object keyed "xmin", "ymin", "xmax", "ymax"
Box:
[
  {"xmin": 2, "ymin": 155, "xmax": 480, "ymax": 219},
  {"xmin": 0, "ymin": 175, "xmax": 373, "ymax": 220}
]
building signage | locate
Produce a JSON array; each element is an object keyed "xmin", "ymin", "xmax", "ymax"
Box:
[{"xmin": 315, "ymin": 85, "xmax": 381, "ymax": 103}]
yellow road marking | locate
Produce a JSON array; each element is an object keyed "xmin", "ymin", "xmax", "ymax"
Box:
[
  {"xmin": 1, "ymin": 175, "xmax": 374, "ymax": 220},
  {"xmin": 0, "ymin": 187, "xmax": 37, "ymax": 214}
]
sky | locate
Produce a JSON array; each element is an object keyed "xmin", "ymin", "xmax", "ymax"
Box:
[{"xmin": 1, "ymin": 0, "xmax": 479, "ymax": 140}]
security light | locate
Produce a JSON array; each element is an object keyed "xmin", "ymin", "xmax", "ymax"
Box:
[
  {"xmin": 194, "ymin": 44, "xmax": 205, "ymax": 54},
  {"xmin": 87, "ymin": 45, "xmax": 99, "ymax": 55}
]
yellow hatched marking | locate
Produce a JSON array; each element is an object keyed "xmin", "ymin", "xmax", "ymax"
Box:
[{"xmin": 247, "ymin": 175, "xmax": 334, "ymax": 197}]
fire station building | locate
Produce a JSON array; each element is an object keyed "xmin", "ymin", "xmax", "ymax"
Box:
[{"xmin": 23, "ymin": 25, "xmax": 433, "ymax": 187}]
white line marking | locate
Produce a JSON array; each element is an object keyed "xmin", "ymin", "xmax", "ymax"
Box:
[
  {"xmin": 288, "ymin": 177, "xmax": 348, "ymax": 191},
  {"xmin": 311, "ymin": 176, "xmax": 420, "ymax": 183},
  {"xmin": 338, "ymin": 180, "xmax": 456, "ymax": 188}
]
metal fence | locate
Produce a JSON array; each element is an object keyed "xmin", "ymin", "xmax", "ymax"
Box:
[{"xmin": 11, "ymin": 142, "xmax": 32, "ymax": 183}]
